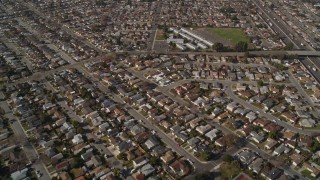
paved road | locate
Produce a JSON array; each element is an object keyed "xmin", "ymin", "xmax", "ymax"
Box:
[
  {"xmin": 148, "ymin": 0, "xmax": 163, "ymax": 52},
  {"xmin": 244, "ymin": 140, "xmax": 304, "ymax": 179},
  {"xmin": 127, "ymin": 66, "xmax": 306, "ymax": 177},
  {"xmin": 300, "ymin": 57, "xmax": 320, "ymax": 84},
  {"xmin": 180, "ymin": 61, "xmax": 274, "ymax": 68},
  {"xmin": 224, "ymin": 85, "xmax": 319, "ymax": 136},
  {"xmin": 152, "ymin": 79, "xmax": 304, "ymax": 178},
  {"xmin": 20, "ymin": 1, "xmax": 104, "ymax": 55},
  {"xmin": 0, "ymin": 37, "xmax": 34, "ymax": 72},
  {"xmin": 8, "ymin": 55, "xmax": 102, "ymax": 85},
  {"xmin": 15, "ymin": 0, "xmax": 320, "ymax": 60},
  {"xmin": 124, "ymin": 50, "xmax": 320, "ymax": 57},
  {"xmin": 76, "ymin": 65, "xmax": 218, "ymax": 173},
  {"xmin": 251, "ymin": 0, "xmax": 305, "ymax": 49},
  {"xmin": 0, "ymin": 99, "xmax": 50, "ymax": 180},
  {"xmin": 267, "ymin": 0, "xmax": 318, "ymax": 49},
  {"xmin": 251, "ymin": 0, "xmax": 320, "ymax": 85},
  {"xmin": 1, "ymin": 1, "xmax": 317, "ymax": 178},
  {"xmin": 287, "ymin": 71, "xmax": 317, "ymax": 107},
  {"xmin": 17, "ymin": 16, "xmax": 78, "ymax": 65}
]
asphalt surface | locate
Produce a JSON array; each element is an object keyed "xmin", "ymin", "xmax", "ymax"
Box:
[
  {"xmin": 251, "ymin": 0, "xmax": 320, "ymax": 86},
  {"xmin": 1, "ymin": 0, "xmax": 318, "ymax": 178},
  {"xmin": 149, "ymin": 0, "xmax": 163, "ymax": 52},
  {"xmin": 0, "ymin": 96, "xmax": 51, "ymax": 180},
  {"xmin": 127, "ymin": 67, "xmax": 305, "ymax": 178},
  {"xmin": 224, "ymin": 85, "xmax": 319, "ymax": 136},
  {"xmin": 287, "ymin": 71, "xmax": 317, "ymax": 107},
  {"xmin": 77, "ymin": 66, "xmax": 217, "ymax": 173},
  {"xmin": 128, "ymin": 65, "xmax": 320, "ymax": 136},
  {"xmin": 300, "ymin": 57, "xmax": 320, "ymax": 83}
]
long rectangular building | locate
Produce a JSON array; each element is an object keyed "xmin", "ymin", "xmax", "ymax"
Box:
[{"xmin": 181, "ymin": 28, "xmax": 214, "ymax": 47}]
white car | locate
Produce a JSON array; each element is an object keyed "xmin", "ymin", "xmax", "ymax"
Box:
[{"xmin": 36, "ymin": 171, "xmax": 42, "ymax": 178}]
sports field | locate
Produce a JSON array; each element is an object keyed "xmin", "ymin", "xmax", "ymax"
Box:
[{"xmin": 206, "ymin": 28, "xmax": 249, "ymax": 45}]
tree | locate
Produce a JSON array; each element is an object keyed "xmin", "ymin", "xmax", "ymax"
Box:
[
  {"xmin": 169, "ymin": 41, "xmax": 176, "ymax": 48},
  {"xmin": 74, "ymin": 156, "xmax": 84, "ymax": 168},
  {"xmin": 127, "ymin": 0, "xmax": 132, "ymax": 6},
  {"xmin": 96, "ymin": 0, "xmax": 106, "ymax": 6},
  {"xmin": 222, "ymin": 154, "xmax": 233, "ymax": 163},
  {"xmin": 214, "ymin": 42, "xmax": 225, "ymax": 52},
  {"xmin": 92, "ymin": 24, "xmax": 103, "ymax": 32},
  {"xmin": 234, "ymin": 41, "xmax": 248, "ymax": 52},
  {"xmin": 14, "ymin": 146, "xmax": 22, "ymax": 152},
  {"xmin": 14, "ymin": 112, "xmax": 21, "ymax": 117},
  {"xmin": 219, "ymin": 161, "xmax": 241, "ymax": 179},
  {"xmin": 224, "ymin": 134, "xmax": 239, "ymax": 147},
  {"xmin": 50, "ymin": 93, "xmax": 58, "ymax": 103},
  {"xmin": 0, "ymin": 107, "xmax": 4, "ymax": 115},
  {"xmin": 80, "ymin": 88, "xmax": 91, "ymax": 99},
  {"xmin": 117, "ymin": 152, "xmax": 126, "ymax": 160},
  {"xmin": 39, "ymin": 112, "xmax": 51, "ymax": 124},
  {"xmin": 29, "ymin": 136, "xmax": 37, "ymax": 144},
  {"xmin": 189, "ymin": 129, "xmax": 199, "ymax": 137},
  {"xmin": 76, "ymin": 127, "xmax": 84, "ymax": 134},
  {"xmin": 195, "ymin": 171, "xmax": 213, "ymax": 180},
  {"xmin": 199, "ymin": 151, "xmax": 213, "ymax": 161},
  {"xmin": 113, "ymin": 168, "xmax": 121, "ymax": 177},
  {"xmin": 273, "ymin": 63, "xmax": 287, "ymax": 70},
  {"xmin": 257, "ymin": 80, "xmax": 264, "ymax": 87},
  {"xmin": 284, "ymin": 43, "xmax": 294, "ymax": 50},
  {"xmin": 0, "ymin": 84, "xmax": 7, "ymax": 91},
  {"xmin": 0, "ymin": 155, "xmax": 9, "ymax": 179},
  {"xmin": 268, "ymin": 132, "xmax": 278, "ymax": 139},
  {"xmin": 311, "ymin": 141, "xmax": 320, "ymax": 153},
  {"xmin": 150, "ymin": 156, "xmax": 161, "ymax": 166},
  {"xmin": 108, "ymin": 85, "xmax": 117, "ymax": 93},
  {"xmin": 72, "ymin": 120, "xmax": 79, "ymax": 128}
]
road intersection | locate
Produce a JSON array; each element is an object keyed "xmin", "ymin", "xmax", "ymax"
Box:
[{"xmin": 1, "ymin": 1, "xmax": 320, "ymax": 179}]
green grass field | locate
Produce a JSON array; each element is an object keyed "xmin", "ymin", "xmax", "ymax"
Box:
[
  {"xmin": 207, "ymin": 28, "xmax": 249, "ymax": 44},
  {"xmin": 155, "ymin": 30, "xmax": 166, "ymax": 40}
]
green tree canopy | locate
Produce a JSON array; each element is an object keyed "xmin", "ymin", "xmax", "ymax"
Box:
[
  {"xmin": 214, "ymin": 42, "xmax": 225, "ymax": 52},
  {"xmin": 222, "ymin": 154, "xmax": 234, "ymax": 163},
  {"xmin": 234, "ymin": 41, "xmax": 248, "ymax": 52}
]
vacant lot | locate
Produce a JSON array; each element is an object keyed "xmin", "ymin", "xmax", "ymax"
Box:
[
  {"xmin": 155, "ymin": 29, "xmax": 166, "ymax": 40},
  {"xmin": 206, "ymin": 28, "xmax": 249, "ymax": 45},
  {"xmin": 153, "ymin": 40, "xmax": 168, "ymax": 53}
]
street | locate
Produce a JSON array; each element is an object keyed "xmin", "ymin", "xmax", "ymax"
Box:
[
  {"xmin": 0, "ymin": 96, "xmax": 51, "ymax": 180},
  {"xmin": 126, "ymin": 66, "xmax": 305, "ymax": 178},
  {"xmin": 0, "ymin": 1, "xmax": 318, "ymax": 179},
  {"xmin": 75, "ymin": 66, "xmax": 217, "ymax": 173}
]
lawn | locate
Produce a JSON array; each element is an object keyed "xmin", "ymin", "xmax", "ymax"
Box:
[
  {"xmin": 101, "ymin": 136, "xmax": 110, "ymax": 144},
  {"xmin": 251, "ymin": 102, "xmax": 264, "ymax": 109},
  {"xmin": 219, "ymin": 161, "xmax": 242, "ymax": 179},
  {"xmin": 305, "ymin": 125, "xmax": 320, "ymax": 130},
  {"xmin": 21, "ymin": 122, "xmax": 30, "ymax": 131},
  {"xmin": 156, "ymin": 29, "xmax": 167, "ymax": 40},
  {"xmin": 301, "ymin": 169, "xmax": 316, "ymax": 180},
  {"xmin": 139, "ymin": 110, "xmax": 148, "ymax": 117},
  {"xmin": 207, "ymin": 28, "xmax": 249, "ymax": 44},
  {"xmin": 47, "ymin": 166, "xmax": 56, "ymax": 174},
  {"xmin": 71, "ymin": 168, "xmax": 84, "ymax": 178},
  {"xmin": 223, "ymin": 120, "xmax": 236, "ymax": 131}
]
